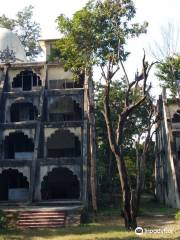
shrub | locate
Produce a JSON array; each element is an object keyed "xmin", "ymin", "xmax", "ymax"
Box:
[{"xmin": 175, "ymin": 210, "xmax": 180, "ymax": 220}]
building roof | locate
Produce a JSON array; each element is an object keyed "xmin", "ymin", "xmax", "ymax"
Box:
[{"xmin": 0, "ymin": 27, "xmax": 27, "ymax": 63}]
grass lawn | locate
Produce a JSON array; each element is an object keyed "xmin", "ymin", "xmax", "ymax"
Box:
[{"xmin": 0, "ymin": 196, "xmax": 179, "ymax": 240}]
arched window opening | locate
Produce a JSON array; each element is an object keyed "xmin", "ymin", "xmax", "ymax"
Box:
[
  {"xmin": 47, "ymin": 130, "xmax": 81, "ymax": 158},
  {"xmin": 49, "ymin": 97, "xmax": 82, "ymax": 121},
  {"xmin": 41, "ymin": 167, "xmax": 80, "ymax": 200},
  {"xmin": 10, "ymin": 102, "xmax": 38, "ymax": 122},
  {"xmin": 12, "ymin": 70, "xmax": 42, "ymax": 91},
  {"xmin": 4, "ymin": 132, "xmax": 34, "ymax": 159},
  {"xmin": 0, "ymin": 169, "xmax": 29, "ymax": 201},
  {"xmin": 172, "ymin": 110, "xmax": 180, "ymax": 123}
]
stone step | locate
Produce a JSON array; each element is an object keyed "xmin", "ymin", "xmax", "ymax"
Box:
[
  {"xmin": 19, "ymin": 215, "xmax": 65, "ymax": 219},
  {"xmin": 19, "ymin": 211, "xmax": 65, "ymax": 216},
  {"xmin": 18, "ymin": 224, "xmax": 64, "ymax": 229},
  {"xmin": 18, "ymin": 220, "xmax": 65, "ymax": 225},
  {"xmin": 19, "ymin": 218, "xmax": 64, "ymax": 222},
  {"xmin": 18, "ymin": 223, "xmax": 65, "ymax": 228},
  {"xmin": 17, "ymin": 210, "xmax": 66, "ymax": 228}
]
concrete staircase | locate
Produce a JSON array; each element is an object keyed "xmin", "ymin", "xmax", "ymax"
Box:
[
  {"xmin": 3, "ymin": 205, "xmax": 83, "ymax": 228},
  {"xmin": 17, "ymin": 210, "xmax": 66, "ymax": 228}
]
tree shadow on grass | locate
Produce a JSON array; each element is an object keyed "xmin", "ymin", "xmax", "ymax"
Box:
[
  {"xmin": 0, "ymin": 224, "xmax": 178, "ymax": 240},
  {"xmin": 0, "ymin": 225, "xmax": 130, "ymax": 239}
]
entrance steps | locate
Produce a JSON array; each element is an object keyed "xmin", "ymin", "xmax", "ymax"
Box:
[
  {"xmin": 3, "ymin": 205, "xmax": 84, "ymax": 228},
  {"xmin": 17, "ymin": 210, "xmax": 65, "ymax": 228}
]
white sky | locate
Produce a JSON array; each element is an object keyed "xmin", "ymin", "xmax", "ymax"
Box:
[{"xmin": 0, "ymin": 0, "xmax": 180, "ymax": 97}]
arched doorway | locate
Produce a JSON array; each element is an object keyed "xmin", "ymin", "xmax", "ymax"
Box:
[
  {"xmin": 10, "ymin": 102, "xmax": 38, "ymax": 122},
  {"xmin": 0, "ymin": 169, "xmax": 29, "ymax": 201},
  {"xmin": 41, "ymin": 167, "xmax": 80, "ymax": 200},
  {"xmin": 4, "ymin": 132, "xmax": 34, "ymax": 159},
  {"xmin": 47, "ymin": 129, "xmax": 81, "ymax": 158}
]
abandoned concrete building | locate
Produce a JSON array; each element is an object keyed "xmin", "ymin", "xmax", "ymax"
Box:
[
  {"xmin": 0, "ymin": 27, "xmax": 89, "ymax": 209},
  {"xmin": 155, "ymin": 90, "xmax": 180, "ymax": 209}
]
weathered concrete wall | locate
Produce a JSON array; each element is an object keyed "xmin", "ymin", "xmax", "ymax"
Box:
[
  {"xmin": 155, "ymin": 97, "xmax": 180, "ymax": 208},
  {"xmin": 48, "ymin": 66, "xmax": 73, "ymax": 81}
]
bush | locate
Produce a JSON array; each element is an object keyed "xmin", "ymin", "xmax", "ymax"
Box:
[
  {"xmin": 0, "ymin": 210, "xmax": 6, "ymax": 229},
  {"xmin": 175, "ymin": 210, "xmax": 180, "ymax": 220}
]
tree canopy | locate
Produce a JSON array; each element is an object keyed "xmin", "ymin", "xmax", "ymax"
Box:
[
  {"xmin": 156, "ymin": 55, "xmax": 180, "ymax": 97},
  {"xmin": 56, "ymin": 0, "xmax": 148, "ymax": 73}
]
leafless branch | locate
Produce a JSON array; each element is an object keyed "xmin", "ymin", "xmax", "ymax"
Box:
[{"xmin": 119, "ymin": 58, "xmax": 129, "ymax": 86}]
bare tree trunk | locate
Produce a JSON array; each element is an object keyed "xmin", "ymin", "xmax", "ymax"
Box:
[
  {"xmin": 85, "ymin": 72, "xmax": 97, "ymax": 213},
  {"xmin": 115, "ymin": 152, "xmax": 137, "ymax": 229},
  {"xmin": 135, "ymin": 150, "xmax": 145, "ymax": 216},
  {"xmin": 102, "ymin": 85, "xmax": 137, "ymax": 229},
  {"xmin": 106, "ymin": 142, "xmax": 137, "ymax": 229}
]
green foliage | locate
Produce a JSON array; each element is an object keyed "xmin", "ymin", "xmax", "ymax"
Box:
[
  {"xmin": 96, "ymin": 80, "xmax": 155, "ymax": 146},
  {"xmin": 175, "ymin": 210, "xmax": 180, "ymax": 220},
  {"xmin": 0, "ymin": 210, "xmax": 6, "ymax": 229},
  {"xmin": 0, "ymin": 210, "xmax": 19, "ymax": 230},
  {"xmin": 156, "ymin": 55, "xmax": 180, "ymax": 97},
  {"xmin": 0, "ymin": 5, "xmax": 41, "ymax": 59},
  {"xmin": 140, "ymin": 195, "xmax": 177, "ymax": 216},
  {"xmin": 56, "ymin": 0, "xmax": 148, "ymax": 74},
  {"xmin": 48, "ymin": 45, "xmax": 61, "ymax": 63},
  {"xmin": 96, "ymin": 82, "xmax": 121, "ymax": 208},
  {"xmin": 0, "ymin": 15, "xmax": 15, "ymax": 30}
]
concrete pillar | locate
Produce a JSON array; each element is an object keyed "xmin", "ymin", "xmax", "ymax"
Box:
[
  {"xmin": 34, "ymin": 161, "xmax": 41, "ymax": 201},
  {"xmin": 82, "ymin": 121, "xmax": 88, "ymax": 205}
]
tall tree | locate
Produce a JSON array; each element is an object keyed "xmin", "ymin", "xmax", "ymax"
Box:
[
  {"xmin": 56, "ymin": 0, "xmax": 153, "ymax": 229},
  {"xmin": 0, "ymin": 5, "xmax": 41, "ymax": 60},
  {"xmin": 96, "ymin": 81, "xmax": 156, "ymax": 211},
  {"xmin": 156, "ymin": 55, "xmax": 180, "ymax": 98}
]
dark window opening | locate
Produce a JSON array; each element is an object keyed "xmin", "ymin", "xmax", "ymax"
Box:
[
  {"xmin": 172, "ymin": 110, "xmax": 180, "ymax": 123},
  {"xmin": 4, "ymin": 132, "xmax": 34, "ymax": 159},
  {"xmin": 47, "ymin": 130, "xmax": 81, "ymax": 158},
  {"xmin": 12, "ymin": 70, "xmax": 42, "ymax": 91},
  {"xmin": 41, "ymin": 167, "xmax": 80, "ymax": 200},
  {"xmin": 49, "ymin": 97, "xmax": 82, "ymax": 122},
  {"xmin": 0, "ymin": 169, "xmax": 29, "ymax": 201},
  {"xmin": 10, "ymin": 102, "xmax": 38, "ymax": 122}
]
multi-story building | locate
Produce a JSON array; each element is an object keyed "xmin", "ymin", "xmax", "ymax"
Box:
[{"xmin": 0, "ymin": 27, "xmax": 89, "ymax": 207}]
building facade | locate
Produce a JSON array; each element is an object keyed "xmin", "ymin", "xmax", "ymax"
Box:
[
  {"xmin": 0, "ymin": 28, "xmax": 89, "ymax": 205},
  {"xmin": 155, "ymin": 90, "xmax": 180, "ymax": 208}
]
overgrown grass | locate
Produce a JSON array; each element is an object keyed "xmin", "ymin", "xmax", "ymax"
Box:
[
  {"xmin": 98, "ymin": 194, "xmax": 177, "ymax": 217},
  {"xmin": 0, "ymin": 220, "xmax": 179, "ymax": 240},
  {"xmin": 0, "ymin": 196, "xmax": 179, "ymax": 240},
  {"xmin": 0, "ymin": 209, "xmax": 6, "ymax": 229},
  {"xmin": 139, "ymin": 195, "xmax": 177, "ymax": 216}
]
